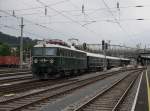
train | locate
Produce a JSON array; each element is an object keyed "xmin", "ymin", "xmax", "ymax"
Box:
[
  {"xmin": 31, "ymin": 40, "xmax": 130, "ymax": 79},
  {"xmin": 0, "ymin": 56, "xmax": 19, "ymax": 67}
]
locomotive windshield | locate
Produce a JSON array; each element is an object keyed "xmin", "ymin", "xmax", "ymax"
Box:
[
  {"xmin": 45, "ymin": 48, "xmax": 57, "ymax": 55},
  {"xmin": 33, "ymin": 47, "xmax": 57, "ymax": 56},
  {"xmin": 33, "ymin": 47, "xmax": 43, "ymax": 56}
]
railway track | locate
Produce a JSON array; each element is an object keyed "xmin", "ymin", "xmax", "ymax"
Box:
[
  {"xmin": 115, "ymin": 71, "xmax": 143, "ymax": 111},
  {"xmin": 0, "ymin": 69, "xmax": 32, "ymax": 85},
  {"xmin": 0, "ymin": 68, "xmax": 126, "ymax": 94},
  {"xmin": 0, "ymin": 68, "xmax": 30, "ymax": 74},
  {"xmin": 0, "ymin": 69, "xmax": 136, "ymax": 95},
  {"xmin": 0, "ymin": 70, "xmax": 140, "ymax": 111},
  {"xmin": 0, "ymin": 71, "xmax": 31, "ymax": 78},
  {"xmin": 0, "ymin": 78, "xmax": 78, "ymax": 95},
  {"xmin": 0, "ymin": 74, "xmax": 32, "ymax": 84},
  {"xmin": 69, "ymin": 70, "xmax": 140, "ymax": 111}
]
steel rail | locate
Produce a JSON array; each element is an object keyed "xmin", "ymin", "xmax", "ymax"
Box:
[
  {"xmin": 0, "ymin": 69, "xmax": 129, "ymax": 94},
  {"xmin": 72, "ymin": 71, "xmax": 140, "ymax": 111},
  {"xmin": 0, "ymin": 69, "xmax": 130, "ymax": 111},
  {"xmin": 0, "ymin": 71, "xmax": 31, "ymax": 77},
  {"xmin": 111, "ymin": 72, "xmax": 139, "ymax": 111},
  {"xmin": 0, "ymin": 75, "xmax": 32, "ymax": 84},
  {"xmin": 0, "ymin": 69, "xmax": 30, "ymax": 74}
]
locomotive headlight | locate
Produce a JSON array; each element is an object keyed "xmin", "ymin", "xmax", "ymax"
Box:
[
  {"xmin": 49, "ymin": 59, "xmax": 54, "ymax": 64},
  {"xmin": 34, "ymin": 59, "xmax": 38, "ymax": 63},
  {"xmin": 43, "ymin": 58, "xmax": 46, "ymax": 62},
  {"xmin": 39, "ymin": 58, "xmax": 48, "ymax": 63},
  {"xmin": 40, "ymin": 59, "xmax": 44, "ymax": 62}
]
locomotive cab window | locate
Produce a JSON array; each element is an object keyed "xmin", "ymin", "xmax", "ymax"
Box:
[
  {"xmin": 45, "ymin": 48, "xmax": 57, "ymax": 56},
  {"xmin": 32, "ymin": 47, "xmax": 57, "ymax": 56},
  {"xmin": 32, "ymin": 47, "xmax": 43, "ymax": 56}
]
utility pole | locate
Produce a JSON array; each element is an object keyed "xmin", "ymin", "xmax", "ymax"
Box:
[
  {"xmin": 104, "ymin": 45, "xmax": 107, "ymax": 71},
  {"xmin": 20, "ymin": 17, "xmax": 24, "ymax": 69},
  {"xmin": 102, "ymin": 40, "xmax": 107, "ymax": 71}
]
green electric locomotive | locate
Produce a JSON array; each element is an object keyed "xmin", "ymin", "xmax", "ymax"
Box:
[{"xmin": 32, "ymin": 40, "xmax": 87, "ymax": 79}]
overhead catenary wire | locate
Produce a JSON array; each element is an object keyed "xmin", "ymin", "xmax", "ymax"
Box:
[
  {"xmin": 36, "ymin": 0, "xmax": 104, "ymax": 39},
  {"xmin": 0, "ymin": 23, "xmax": 43, "ymax": 38},
  {"xmin": 1, "ymin": 0, "xmax": 150, "ymax": 47},
  {"xmin": 4, "ymin": 3, "xmax": 149, "ymax": 13},
  {"xmin": 12, "ymin": 18, "xmax": 148, "ymax": 25},
  {"xmin": 0, "ymin": 9, "xmax": 78, "ymax": 38},
  {"xmin": 36, "ymin": 0, "xmax": 150, "ymax": 44},
  {"xmin": 67, "ymin": 0, "xmax": 96, "ymax": 26},
  {"xmin": 1, "ymin": 4, "xmax": 147, "ymax": 19},
  {"xmin": 1, "ymin": 8, "xmax": 148, "ymax": 27},
  {"xmin": 1, "ymin": 1, "xmax": 80, "ymax": 38},
  {"xmin": 6, "ymin": 0, "xmax": 71, "ymax": 12},
  {"xmin": 2, "ymin": 21, "xmax": 135, "ymax": 51},
  {"xmin": 3, "ymin": 6, "xmax": 148, "ymax": 20},
  {"xmin": 101, "ymin": 0, "xmax": 137, "ymax": 43}
]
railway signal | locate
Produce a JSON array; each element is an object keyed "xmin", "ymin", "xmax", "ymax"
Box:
[
  {"xmin": 83, "ymin": 42, "xmax": 87, "ymax": 50},
  {"xmin": 102, "ymin": 40, "xmax": 105, "ymax": 50},
  {"xmin": 102, "ymin": 40, "xmax": 107, "ymax": 71}
]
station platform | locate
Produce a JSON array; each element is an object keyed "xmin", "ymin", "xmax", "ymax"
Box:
[{"xmin": 134, "ymin": 67, "xmax": 150, "ymax": 111}]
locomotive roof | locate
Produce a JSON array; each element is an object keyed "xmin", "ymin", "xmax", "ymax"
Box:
[
  {"xmin": 86, "ymin": 52, "xmax": 105, "ymax": 58},
  {"xmin": 34, "ymin": 44, "xmax": 86, "ymax": 53}
]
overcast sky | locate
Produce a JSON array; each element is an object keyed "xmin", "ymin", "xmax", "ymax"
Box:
[{"xmin": 0, "ymin": 0, "xmax": 150, "ymax": 48}]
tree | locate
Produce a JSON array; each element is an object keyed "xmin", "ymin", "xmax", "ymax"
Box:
[{"xmin": 0, "ymin": 42, "xmax": 11, "ymax": 56}]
